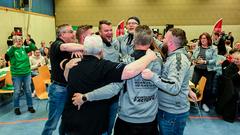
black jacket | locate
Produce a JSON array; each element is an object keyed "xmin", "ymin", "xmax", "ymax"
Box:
[{"xmin": 216, "ymin": 63, "xmax": 240, "ymax": 122}]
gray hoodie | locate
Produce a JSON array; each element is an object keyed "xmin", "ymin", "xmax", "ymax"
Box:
[
  {"xmin": 86, "ymin": 50, "xmax": 162, "ymax": 123},
  {"xmin": 150, "ymin": 48, "xmax": 191, "ymax": 114}
]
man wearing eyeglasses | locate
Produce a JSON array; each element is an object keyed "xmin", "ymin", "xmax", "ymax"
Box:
[
  {"xmin": 6, "ymin": 36, "xmax": 37, "ymax": 115},
  {"xmin": 42, "ymin": 24, "xmax": 84, "ymax": 135},
  {"xmin": 118, "ymin": 16, "xmax": 140, "ymax": 58}
]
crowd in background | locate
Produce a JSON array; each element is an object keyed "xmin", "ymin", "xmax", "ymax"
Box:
[{"xmin": 0, "ymin": 16, "xmax": 240, "ymax": 135}]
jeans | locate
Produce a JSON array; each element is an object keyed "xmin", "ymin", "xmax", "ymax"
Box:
[
  {"xmin": 107, "ymin": 99, "xmax": 118, "ymax": 135},
  {"xmin": 12, "ymin": 73, "xmax": 33, "ymax": 108},
  {"xmin": 158, "ymin": 109, "xmax": 189, "ymax": 135},
  {"xmin": 42, "ymin": 83, "xmax": 68, "ymax": 135}
]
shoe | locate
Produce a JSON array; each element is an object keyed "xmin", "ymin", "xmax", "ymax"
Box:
[
  {"xmin": 202, "ymin": 104, "xmax": 210, "ymax": 112},
  {"xmin": 28, "ymin": 107, "xmax": 36, "ymax": 113},
  {"xmin": 32, "ymin": 91, "xmax": 36, "ymax": 97},
  {"xmin": 14, "ymin": 108, "xmax": 21, "ymax": 115}
]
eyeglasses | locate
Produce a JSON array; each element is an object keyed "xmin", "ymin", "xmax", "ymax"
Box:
[
  {"xmin": 64, "ymin": 30, "xmax": 74, "ymax": 33},
  {"xmin": 127, "ymin": 22, "xmax": 138, "ymax": 25}
]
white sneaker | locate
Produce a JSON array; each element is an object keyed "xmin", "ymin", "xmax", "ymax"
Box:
[
  {"xmin": 202, "ymin": 104, "xmax": 210, "ymax": 112},
  {"xmin": 32, "ymin": 90, "xmax": 36, "ymax": 98}
]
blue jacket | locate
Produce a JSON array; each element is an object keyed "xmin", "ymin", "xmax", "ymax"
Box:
[{"xmin": 192, "ymin": 45, "xmax": 217, "ymax": 71}]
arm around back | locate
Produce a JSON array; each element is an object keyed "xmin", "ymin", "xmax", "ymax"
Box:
[
  {"xmin": 60, "ymin": 43, "xmax": 84, "ymax": 52},
  {"xmin": 121, "ymin": 49, "xmax": 157, "ymax": 80}
]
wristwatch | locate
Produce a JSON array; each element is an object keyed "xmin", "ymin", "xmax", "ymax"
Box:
[{"xmin": 82, "ymin": 95, "xmax": 87, "ymax": 102}]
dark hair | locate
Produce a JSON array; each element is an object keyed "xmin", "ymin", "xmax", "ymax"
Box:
[
  {"xmin": 198, "ymin": 32, "xmax": 212, "ymax": 46},
  {"xmin": 168, "ymin": 28, "xmax": 188, "ymax": 47},
  {"xmin": 229, "ymin": 48, "xmax": 240, "ymax": 55},
  {"xmin": 225, "ymin": 40, "xmax": 231, "ymax": 45},
  {"xmin": 127, "ymin": 16, "xmax": 140, "ymax": 25},
  {"xmin": 98, "ymin": 20, "xmax": 112, "ymax": 30},
  {"xmin": 217, "ymin": 37, "xmax": 227, "ymax": 55},
  {"xmin": 214, "ymin": 32, "xmax": 220, "ymax": 37},
  {"xmin": 76, "ymin": 25, "xmax": 93, "ymax": 40},
  {"xmin": 95, "ymin": 31, "xmax": 100, "ymax": 35},
  {"xmin": 43, "ymin": 47, "xmax": 50, "ymax": 57}
]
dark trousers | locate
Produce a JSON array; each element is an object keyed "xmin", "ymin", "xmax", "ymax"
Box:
[
  {"xmin": 192, "ymin": 67, "xmax": 215, "ymax": 106},
  {"xmin": 114, "ymin": 117, "xmax": 159, "ymax": 135}
]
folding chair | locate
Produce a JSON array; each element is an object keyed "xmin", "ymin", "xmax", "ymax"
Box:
[
  {"xmin": 189, "ymin": 76, "xmax": 207, "ymax": 118},
  {"xmin": 0, "ymin": 71, "xmax": 14, "ymax": 94},
  {"xmin": 32, "ymin": 75, "xmax": 48, "ymax": 99},
  {"xmin": 38, "ymin": 65, "xmax": 51, "ymax": 84}
]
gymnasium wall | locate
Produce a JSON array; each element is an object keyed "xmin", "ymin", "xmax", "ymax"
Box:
[
  {"xmin": 55, "ymin": 0, "xmax": 240, "ymax": 44},
  {"xmin": 0, "ymin": 0, "xmax": 54, "ymax": 16},
  {"xmin": 0, "ymin": 7, "xmax": 56, "ymax": 56},
  {"xmin": 55, "ymin": 0, "xmax": 240, "ymax": 26}
]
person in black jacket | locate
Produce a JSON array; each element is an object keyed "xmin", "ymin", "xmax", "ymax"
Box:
[
  {"xmin": 216, "ymin": 49, "xmax": 240, "ymax": 122},
  {"xmin": 24, "ymin": 34, "xmax": 35, "ymax": 46}
]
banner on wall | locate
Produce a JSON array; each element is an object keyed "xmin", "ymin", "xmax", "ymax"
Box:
[
  {"xmin": 213, "ymin": 18, "xmax": 223, "ymax": 33},
  {"xmin": 116, "ymin": 20, "xmax": 125, "ymax": 37}
]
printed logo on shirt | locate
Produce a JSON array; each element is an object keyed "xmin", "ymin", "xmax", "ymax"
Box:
[
  {"xmin": 134, "ymin": 78, "xmax": 155, "ymax": 89},
  {"xmin": 114, "ymin": 45, "xmax": 119, "ymax": 51},
  {"xmin": 133, "ymin": 95, "xmax": 155, "ymax": 102}
]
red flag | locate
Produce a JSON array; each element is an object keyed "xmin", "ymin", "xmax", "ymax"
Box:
[
  {"xmin": 213, "ymin": 18, "xmax": 223, "ymax": 33},
  {"xmin": 116, "ymin": 20, "xmax": 125, "ymax": 37}
]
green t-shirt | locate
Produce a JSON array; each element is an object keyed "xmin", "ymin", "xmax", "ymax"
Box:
[{"xmin": 6, "ymin": 43, "xmax": 37, "ymax": 76}]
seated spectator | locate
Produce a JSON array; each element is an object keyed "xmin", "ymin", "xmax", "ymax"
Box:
[
  {"xmin": 234, "ymin": 41, "xmax": 240, "ymax": 49},
  {"xmin": 29, "ymin": 49, "xmax": 46, "ymax": 97},
  {"xmin": 39, "ymin": 40, "xmax": 46, "ymax": 56},
  {"xmin": 30, "ymin": 49, "xmax": 46, "ymax": 76},
  {"xmin": 157, "ymin": 33, "xmax": 164, "ymax": 42},
  {"xmin": 7, "ymin": 31, "xmax": 15, "ymax": 47},
  {"xmin": 225, "ymin": 40, "xmax": 232, "ymax": 55},
  {"xmin": 24, "ymin": 34, "xmax": 35, "ymax": 46},
  {"xmin": 43, "ymin": 47, "xmax": 50, "ymax": 68},
  {"xmin": 0, "ymin": 56, "xmax": 6, "ymax": 68}
]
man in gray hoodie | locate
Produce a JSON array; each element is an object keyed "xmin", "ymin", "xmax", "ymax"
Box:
[
  {"xmin": 61, "ymin": 34, "xmax": 157, "ymax": 135},
  {"xmin": 142, "ymin": 28, "xmax": 191, "ymax": 135},
  {"xmin": 72, "ymin": 25, "xmax": 163, "ymax": 135}
]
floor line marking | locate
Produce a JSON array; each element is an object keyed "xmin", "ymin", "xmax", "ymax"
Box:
[
  {"xmin": 0, "ymin": 116, "xmax": 239, "ymax": 125},
  {"xmin": 0, "ymin": 118, "xmax": 47, "ymax": 125}
]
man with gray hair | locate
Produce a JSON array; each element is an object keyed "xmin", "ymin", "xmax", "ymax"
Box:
[
  {"xmin": 141, "ymin": 28, "xmax": 191, "ymax": 135},
  {"xmin": 42, "ymin": 24, "xmax": 84, "ymax": 135},
  {"xmin": 69, "ymin": 25, "xmax": 162, "ymax": 135},
  {"xmin": 60, "ymin": 34, "xmax": 157, "ymax": 135}
]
